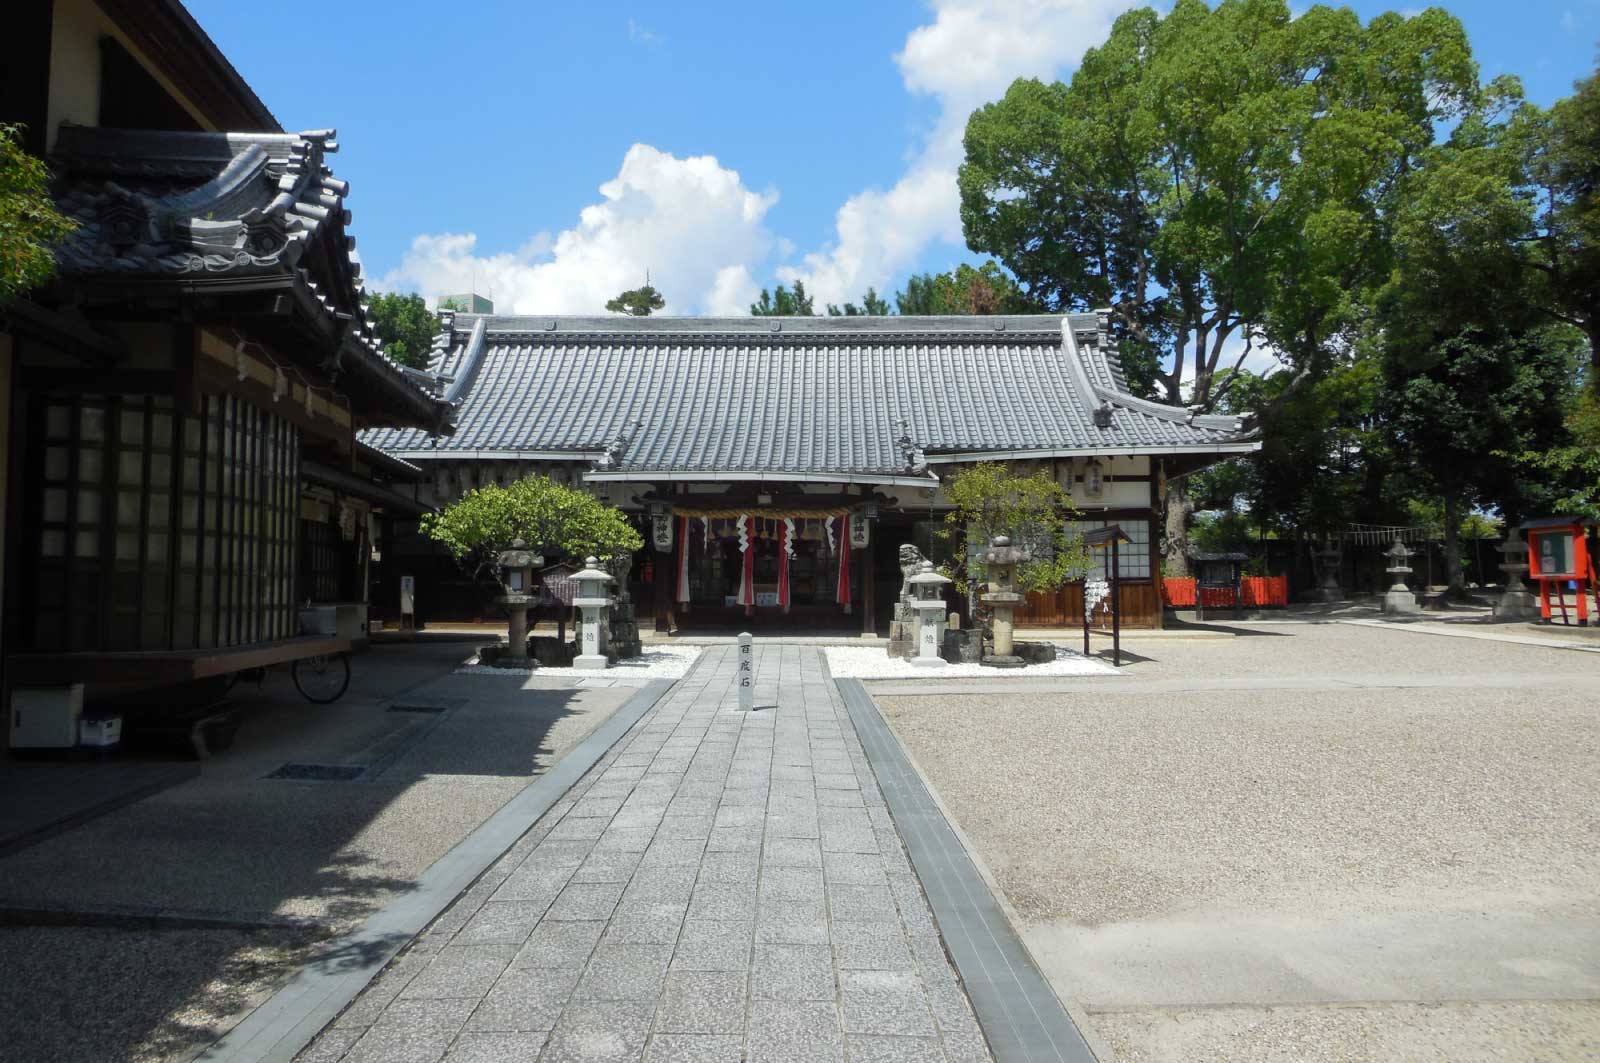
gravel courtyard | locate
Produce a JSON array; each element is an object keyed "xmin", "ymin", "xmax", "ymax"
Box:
[{"xmin": 877, "ymin": 621, "xmax": 1600, "ymax": 1063}]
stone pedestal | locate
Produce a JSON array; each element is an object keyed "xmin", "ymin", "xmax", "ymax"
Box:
[
  {"xmin": 909, "ymin": 600, "xmax": 948, "ymax": 668},
  {"xmin": 1493, "ymin": 537, "xmax": 1540, "ymax": 620},
  {"xmin": 497, "ymin": 592, "xmax": 536, "ymax": 664},
  {"xmin": 887, "ymin": 545, "xmax": 929, "ymax": 660},
  {"xmin": 887, "ymin": 603, "xmax": 917, "ymax": 660}
]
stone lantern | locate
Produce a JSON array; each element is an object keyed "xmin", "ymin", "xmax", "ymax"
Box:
[
  {"xmin": 1312, "ymin": 538, "xmax": 1344, "ymax": 603},
  {"xmin": 1493, "ymin": 536, "xmax": 1539, "ymax": 620},
  {"xmin": 907, "ymin": 562, "xmax": 952, "ymax": 669},
  {"xmin": 1382, "ymin": 539, "xmax": 1421, "ymax": 616},
  {"xmin": 979, "ymin": 535, "xmax": 1030, "ymax": 668},
  {"xmin": 571, "ymin": 556, "xmax": 615, "ymax": 670},
  {"xmin": 496, "ymin": 539, "xmax": 542, "ymax": 662}
]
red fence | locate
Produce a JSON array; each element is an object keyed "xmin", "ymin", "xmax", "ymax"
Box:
[{"xmin": 1162, "ymin": 575, "xmax": 1288, "ymax": 608}]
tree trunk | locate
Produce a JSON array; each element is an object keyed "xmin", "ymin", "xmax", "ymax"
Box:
[
  {"xmin": 1442, "ymin": 491, "xmax": 1466, "ymax": 600},
  {"xmin": 1161, "ymin": 479, "xmax": 1195, "ymax": 578}
]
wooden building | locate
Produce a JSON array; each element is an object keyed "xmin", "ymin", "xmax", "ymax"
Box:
[
  {"xmin": 365, "ymin": 313, "xmax": 1257, "ymax": 632},
  {"xmin": 0, "ymin": 0, "xmax": 451, "ymax": 721}
]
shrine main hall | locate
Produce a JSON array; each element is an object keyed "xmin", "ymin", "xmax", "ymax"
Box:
[{"xmin": 364, "ymin": 312, "xmax": 1258, "ymax": 632}]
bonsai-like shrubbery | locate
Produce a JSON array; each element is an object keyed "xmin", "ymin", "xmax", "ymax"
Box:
[{"xmin": 421, "ymin": 475, "xmax": 643, "ymax": 583}]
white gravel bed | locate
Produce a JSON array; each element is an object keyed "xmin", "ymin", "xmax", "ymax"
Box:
[
  {"xmin": 456, "ymin": 645, "xmax": 702, "ymax": 678},
  {"xmin": 825, "ymin": 643, "xmax": 1118, "ymax": 678}
]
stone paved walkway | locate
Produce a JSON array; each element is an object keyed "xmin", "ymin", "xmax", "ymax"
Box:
[{"xmin": 298, "ymin": 645, "xmax": 994, "ymax": 1063}]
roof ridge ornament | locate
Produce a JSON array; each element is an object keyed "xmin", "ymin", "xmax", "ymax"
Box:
[
  {"xmin": 593, "ymin": 419, "xmax": 644, "ymax": 471},
  {"xmin": 896, "ymin": 418, "xmax": 928, "ymax": 474}
]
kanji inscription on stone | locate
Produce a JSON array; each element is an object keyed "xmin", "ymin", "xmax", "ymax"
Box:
[{"xmin": 737, "ymin": 632, "xmax": 753, "ymax": 711}]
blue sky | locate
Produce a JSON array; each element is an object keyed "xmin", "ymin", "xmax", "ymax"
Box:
[{"xmin": 186, "ymin": 1, "xmax": 1596, "ymax": 317}]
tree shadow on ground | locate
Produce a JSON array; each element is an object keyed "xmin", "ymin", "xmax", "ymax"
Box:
[{"xmin": 0, "ymin": 641, "xmax": 596, "ymax": 1062}]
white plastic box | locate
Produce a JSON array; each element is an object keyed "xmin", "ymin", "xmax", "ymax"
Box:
[
  {"xmin": 79, "ymin": 716, "xmax": 123, "ymax": 749},
  {"xmin": 10, "ymin": 685, "xmax": 85, "ymax": 748}
]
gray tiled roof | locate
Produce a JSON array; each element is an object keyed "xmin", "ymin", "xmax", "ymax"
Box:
[
  {"xmin": 364, "ymin": 314, "xmax": 1255, "ymax": 477},
  {"xmin": 47, "ymin": 126, "xmax": 450, "ymax": 432}
]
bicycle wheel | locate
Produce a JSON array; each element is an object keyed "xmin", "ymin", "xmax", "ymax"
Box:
[{"xmin": 292, "ymin": 652, "xmax": 350, "ymax": 704}]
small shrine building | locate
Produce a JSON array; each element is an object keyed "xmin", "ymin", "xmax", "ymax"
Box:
[{"xmin": 364, "ymin": 313, "xmax": 1259, "ymax": 631}]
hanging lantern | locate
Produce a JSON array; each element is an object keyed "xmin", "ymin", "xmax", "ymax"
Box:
[
  {"xmin": 651, "ymin": 503, "xmax": 673, "ymax": 551},
  {"xmin": 849, "ymin": 511, "xmax": 871, "ymax": 549},
  {"xmin": 1084, "ymin": 458, "xmax": 1104, "ymax": 498}
]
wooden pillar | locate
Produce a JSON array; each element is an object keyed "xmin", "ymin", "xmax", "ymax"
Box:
[
  {"xmin": 653, "ymin": 539, "xmax": 672, "ymax": 633},
  {"xmin": 1151, "ymin": 462, "xmax": 1166, "ymax": 630}
]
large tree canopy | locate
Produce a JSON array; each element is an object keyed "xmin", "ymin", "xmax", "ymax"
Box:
[
  {"xmin": 368, "ymin": 291, "xmax": 439, "ymax": 369},
  {"xmin": 1514, "ymin": 69, "xmax": 1600, "ymax": 376},
  {"xmin": 960, "ymin": 0, "xmax": 1481, "ymax": 412},
  {"xmin": 0, "ymin": 124, "xmax": 75, "ymax": 306}
]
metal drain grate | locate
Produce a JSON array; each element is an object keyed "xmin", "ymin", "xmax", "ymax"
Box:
[
  {"xmin": 386, "ymin": 704, "xmax": 448, "ymax": 714},
  {"xmin": 266, "ymin": 763, "xmax": 366, "ymax": 782}
]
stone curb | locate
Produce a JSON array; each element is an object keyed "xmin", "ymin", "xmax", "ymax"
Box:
[{"xmin": 838, "ymin": 676, "xmax": 1100, "ymax": 1063}]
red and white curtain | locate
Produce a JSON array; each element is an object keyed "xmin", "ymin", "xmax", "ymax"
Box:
[
  {"xmin": 674, "ymin": 515, "xmax": 692, "ymax": 604},
  {"xmin": 776, "ymin": 517, "xmax": 795, "ymax": 612},
  {"xmin": 736, "ymin": 515, "xmax": 756, "ymax": 608}
]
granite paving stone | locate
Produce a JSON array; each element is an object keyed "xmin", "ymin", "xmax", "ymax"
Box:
[
  {"xmin": 453, "ymin": 901, "xmax": 553, "ymax": 946},
  {"xmin": 653, "ymin": 970, "xmax": 746, "ymax": 1034},
  {"xmin": 400, "ymin": 945, "xmax": 519, "ymax": 1000},
  {"xmin": 643, "ymin": 1033, "xmax": 745, "ymax": 1063},
  {"xmin": 545, "ymin": 881, "xmax": 627, "ymax": 922},
  {"xmin": 750, "ymin": 942, "xmax": 837, "ymax": 1000},
  {"xmin": 539, "ymin": 1000, "xmax": 654, "ymax": 1063},
  {"xmin": 462, "ymin": 965, "xmax": 579, "ymax": 1032},
  {"xmin": 845, "ymin": 1036, "xmax": 947, "ymax": 1062},
  {"xmin": 295, "ymin": 647, "xmax": 990, "ymax": 1063},
  {"xmin": 670, "ymin": 918, "xmax": 754, "ymax": 971},
  {"xmin": 444, "ymin": 1031, "xmax": 550, "ymax": 1062},
  {"xmin": 513, "ymin": 919, "xmax": 606, "ymax": 969},
  {"xmin": 574, "ymin": 942, "xmax": 673, "ymax": 1000}
]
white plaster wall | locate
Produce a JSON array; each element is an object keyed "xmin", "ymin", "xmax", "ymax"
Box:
[{"xmin": 46, "ymin": 0, "xmax": 217, "ymax": 150}]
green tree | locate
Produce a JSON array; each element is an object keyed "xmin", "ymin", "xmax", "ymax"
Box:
[
  {"xmin": 420, "ymin": 475, "xmax": 644, "ymax": 585},
  {"xmin": 368, "ymin": 291, "xmax": 439, "ymax": 369},
  {"xmin": 606, "ymin": 283, "xmax": 665, "ymax": 316},
  {"xmin": 939, "ymin": 461, "xmax": 1089, "ymax": 611},
  {"xmin": 894, "ymin": 261, "xmax": 1037, "ymax": 318},
  {"xmin": 1378, "ymin": 95, "xmax": 1585, "ymax": 596},
  {"xmin": 0, "ymin": 123, "xmax": 75, "ymax": 306},
  {"xmin": 826, "ymin": 287, "xmax": 890, "ymax": 316},
  {"xmin": 1519, "ymin": 66, "xmax": 1600, "ymax": 376},
  {"xmin": 750, "ymin": 281, "xmax": 815, "ymax": 315},
  {"xmin": 958, "ymin": 0, "xmax": 1481, "ymax": 572}
]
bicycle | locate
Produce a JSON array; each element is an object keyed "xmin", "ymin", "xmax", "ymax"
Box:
[{"xmin": 223, "ymin": 650, "xmax": 352, "ymax": 704}]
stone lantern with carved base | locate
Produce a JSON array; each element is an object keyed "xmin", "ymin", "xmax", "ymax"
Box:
[
  {"xmin": 496, "ymin": 539, "xmax": 543, "ymax": 663},
  {"xmin": 979, "ymin": 535, "xmax": 1030, "ymax": 668},
  {"xmin": 1381, "ymin": 539, "xmax": 1422, "ymax": 616}
]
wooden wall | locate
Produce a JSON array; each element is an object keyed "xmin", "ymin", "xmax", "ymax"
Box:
[{"xmin": 1016, "ymin": 580, "xmax": 1162, "ymax": 629}]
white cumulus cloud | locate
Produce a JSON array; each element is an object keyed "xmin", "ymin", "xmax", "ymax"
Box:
[
  {"xmin": 378, "ymin": 145, "xmax": 777, "ymax": 316},
  {"xmin": 783, "ymin": 0, "xmax": 1133, "ymax": 306}
]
